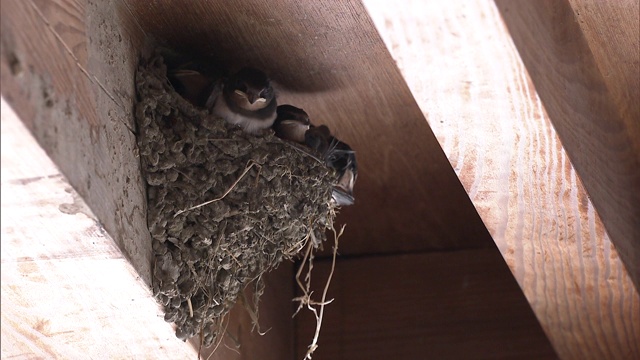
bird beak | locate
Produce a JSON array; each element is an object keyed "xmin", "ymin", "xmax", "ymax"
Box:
[
  {"xmin": 332, "ymin": 188, "xmax": 355, "ymax": 206},
  {"xmin": 248, "ymin": 93, "xmax": 267, "ymax": 105},
  {"xmin": 232, "ymin": 89, "xmax": 267, "ymax": 110},
  {"xmin": 332, "ymin": 167, "xmax": 356, "ymax": 206},
  {"xmin": 337, "ymin": 167, "xmax": 356, "ymax": 193}
]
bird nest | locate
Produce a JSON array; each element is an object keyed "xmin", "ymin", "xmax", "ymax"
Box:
[{"xmin": 134, "ymin": 56, "xmax": 337, "ymax": 349}]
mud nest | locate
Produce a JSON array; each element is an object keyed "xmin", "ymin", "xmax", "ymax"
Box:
[{"xmin": 134, "ymin": 56, "xmax": 336, "ymax": 346}]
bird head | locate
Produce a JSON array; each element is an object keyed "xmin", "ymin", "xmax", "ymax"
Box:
[
  {"xmin": 226, "ymin": 67, "xmax": 275, "ymax": 111},
  {"xmin": 273, "ymin": 105, "xmax": 312, "ymax": 143},
  {"xmin": 276, "ymin": 105, "xmax": 311, "ymax": 125},
  {"xmin": 325, "ymin": 138, "xmax": 358, "ymax": 206},
  {"xmin": 304, "ymin": 125, "xmax": 332, "ymax": 154}
]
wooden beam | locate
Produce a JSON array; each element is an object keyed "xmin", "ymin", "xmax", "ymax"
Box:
[
  {"xmin": 494, "ymin": 0, "xmax": 640, "ymax": 289},
  {"xmin": 122, "ymin": 0, "xmax": 496, "ymax": 254},
  {"xmin": 1, "ymin": 99, "xmax": 197, "ymax": 359},
  {"xmin": 295, "ymin": 250, "xmax": 557, "ymax": 359},
  {"xmin": 363, "ymin": 0, "xmax": 640, "ymax": 359},
  {"xmin": 1, "ymin": 94, "xmax": 295, "ymax": 360},
  {"xmin": 0, "ymin": 2, "xmax": 295, "ymax": 358},
  {"xmin": 0, "ymin": 0, "xmax": 153, "ymax": 283}
]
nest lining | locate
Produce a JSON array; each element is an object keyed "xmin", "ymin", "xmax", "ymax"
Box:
[{"xmin": 135, "ymin": 56, "xmax": 336, "ymax": 347}]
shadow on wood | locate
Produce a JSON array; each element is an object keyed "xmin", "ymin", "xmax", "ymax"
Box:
[{"xmin": 296, "ymin": 250, "xmax": 557, "ymax": 360}]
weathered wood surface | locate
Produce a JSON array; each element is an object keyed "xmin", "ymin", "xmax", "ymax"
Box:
[
  {"xmin": 363, "ymin": 1, "xmax": 640, "ymax": 359},
  {"xmin": 0, "ymin": 0, "xmax": 153, "ymax": 284},
  {"xmin": 0, "ymin": 2, "xmax": 296, "ymax": 358},
  {"xmin": 1, "ymin": 99, "xmax": 197, "ymax": 359},
  {"xmin": 123, "ymin": 0, "xmax": 496, "ymax": 254},
  {"xmin": 1, "ymin": 97, "xmax": 295, "ymax": 360},
  {"xmin": 296, "ymin": 250, "xmax": 557, "ymax": 360},
  {"xmin": 495, "ymin": 0, "xmax": 640, "ymax": 289}
]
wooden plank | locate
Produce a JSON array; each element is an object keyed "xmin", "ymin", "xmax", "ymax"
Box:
[
  {"xmin": 122, "ymin": 0, "xmax": 496, "ymax": 254},
  {"xmin": 0, "ymin": 0, "xmax": 153, "ymax": 284},
  {"xmin": 1, "ymin": 98, "xmax": 197, "ymax": 359},
  {"xmin": 1, "ymin": 97, "xmax": 295, "ymax": 360},
  {"xmin": 494, "ymin": 0, "xmax": 640, "ymax": 289},
  {"xmin": 295, "ymin": 250, "xmax": 557, "ymax": 360},
  {"xmin": 362, "ymin": 1, "xmax": 640, "ymax": 359},
  {"xmin": 565, "ymin": 0, "xmax": 640, "ymax": 130}
]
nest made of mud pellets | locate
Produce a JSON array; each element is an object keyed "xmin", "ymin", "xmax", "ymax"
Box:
[{"xmin": 135, "ymin": 56, "xmax": 337, "ymax": 346}]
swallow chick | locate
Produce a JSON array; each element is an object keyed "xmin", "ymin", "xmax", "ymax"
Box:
[
  {"xmin": 271, "ymin": 104, "xmax": 357, "ymax": 206},
  {"xmin": 160, "ymin": 47, "xmax": 225, "ymax": 108},
  {"xmin": 325, "ymin": 138, "xmax": 358, "ymax": 206},
  {"xmin": 304, "ymin": 124, "xmax": 332, "ymax": 154},
  {"xmin": 210, "ymin": 67, "xmax": 277, "ymax": 135},
  {"xmin": 168, "ymin": 68, "xmax": 219, "ymax": 107},
  {"xmin": 273, "ymin": 105, "xmax": 311, "ymax": 143},
  {"xmin": 273, "ymin": 105, "xmax": 331, "ymax": 152}
]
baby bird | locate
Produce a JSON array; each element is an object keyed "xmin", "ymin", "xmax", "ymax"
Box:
[
  {"xmin": 273, "ymin": 105, "xmax": 312, "ymax": 143},
  {"xmin": 325, "ymin": 138, "xmax": 358, "ymax": 206},
  {"xmin": 160, "ymin": 48, "xmax": 224, "ymax": 108},
  {"xmin": 274, "ymin": 105, "xmax": 332, "ymax": 152},
  {"xmin": 209, "ymin": 67, "xmax": 277, "ymax": 134},
  {"xmin": 304, "ymin": 124, "xmax": 332, "ymax": 154},
  {"xmin": 168, "ymin": 68, "xmax": 218, "ymax": 107},
  {"xmin": 273, "ymin": 105, "xmax": 358, "ymax": 206}
]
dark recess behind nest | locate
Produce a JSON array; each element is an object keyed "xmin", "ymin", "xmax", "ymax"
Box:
[{"xmin": 129, "ymin": 1, "xmax": 367, "ymax": 92}]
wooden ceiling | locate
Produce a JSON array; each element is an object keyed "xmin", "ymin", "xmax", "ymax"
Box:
[{"xmin": 1, "ymin": 0, "xmax": 637, "ymax": 359}]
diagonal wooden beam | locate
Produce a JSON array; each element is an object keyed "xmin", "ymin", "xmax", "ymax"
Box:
[
  {"xmin": 0, "ymin": 0, "xmax": 153, "ymax": 283},
  {"xmin": 363, "ymin": 0, "xmax": 640, "ymax": 358},
  {"xmin": 494, "ymin": 0, "xmax": 640, "ymax": 290},
  {"xmin": 0, "ymin": 1, "xmax": 295, "ymax": 358},
  {"xmin": 1, "ymin": 99, "xmax": 198, "ymax": 359}
]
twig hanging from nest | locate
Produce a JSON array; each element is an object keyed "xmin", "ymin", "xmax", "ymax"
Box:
[{"xmin": 294, "ymin": 224, "xmax": 345, "ymax": 359}]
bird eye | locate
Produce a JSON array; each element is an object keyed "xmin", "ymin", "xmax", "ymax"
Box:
[{"xmin": 260, "ymin": 88, "xmax": 272, "ymax": 98}]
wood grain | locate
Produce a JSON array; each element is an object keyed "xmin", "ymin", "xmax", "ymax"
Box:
[
  {"xmin": 2, "ymin": 97, "xmax": 296, "ymax": 360},
  {"xmin": 123, "ymin": 0, "xmax": 496, "ymax": 255},
  {"xmin": 494, "ymin": 0, "xmax": 640, "ymax": 289},
  {"xmin": 362, "ymin": 1, "xmax": 640, "ymax": 359},
  {"xmin": 1, "ymin": 99, "xmax": 197, "ymax": 359},
  {"xmin": 567, "ymin": 0, "xmax": 640, "ymax": 131},
  {"xmin": 0, "ymin": 0, "xmax": 153, "ymax": 283},
  {"xmin": 295, "ymin": 250, "xmax": 557, "ymax": 360}
]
